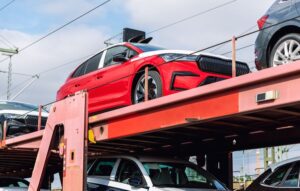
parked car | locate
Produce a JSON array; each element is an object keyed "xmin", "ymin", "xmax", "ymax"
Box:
[
  {"xmin": 0, "ymin": 101, "xmax": 48, "ymax": 139},
  {"xmin": 57, "ymin": 42, "xmax": 249, "ymax": 114},
  {"xmin": 0, "ymin": 177, "xmax": 50, "ymax": 191},
  {"xmin": 246, "ymin": 157, "xmax": 300, "ymax": 191},
  {"xmin": 0, "ymin": 177, "xmax": 29, "ymax": 191},
  {"xmin": 255, "ymin": 0, "xmax": 300, "ymax": 69},
  {"xmin": 87, "ymin": 155, "xmax": 229, "ymax": 191}
]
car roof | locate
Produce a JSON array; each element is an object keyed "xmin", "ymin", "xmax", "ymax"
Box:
[
  {"xmin": 95, "ymin": 155, "xmax": 191, "ymax": 164},
  {"xmin": 269, "ymin": 156, "xmax": 300, "ymax": 171}
]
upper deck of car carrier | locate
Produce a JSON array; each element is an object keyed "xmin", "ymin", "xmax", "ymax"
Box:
[{"xmin": 2, "ymin": 61, "xmax": 300, "ymax": 190}]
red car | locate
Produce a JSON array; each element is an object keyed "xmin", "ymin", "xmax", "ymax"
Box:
[{"xmin": 57, "ymin": 42, "xmax": 249, "ymax": 114}]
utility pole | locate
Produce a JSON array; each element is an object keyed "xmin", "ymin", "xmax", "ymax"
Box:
[
  {"xmin": 264, "ymin": 147, "xmax": 275, "ymax": 169},
  {"xmin": 0, "ymin": 47, "xmax": 18, "ymax": 100}
]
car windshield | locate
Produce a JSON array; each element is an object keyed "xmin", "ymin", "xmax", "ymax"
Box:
[
  {"xmin": 0, "ymin": 101, "xmax": 37, "ymax": 111},
  {"xmin": 143, "ymin": 162, "xmax": 226, "ymax": 190},
  {"xmin": 132, "ymin": 43, "xmax": 165, "ymax": 52},
  {"xmin": 0, "ymin": 178, "xmax": 29, "ymax": 188}
]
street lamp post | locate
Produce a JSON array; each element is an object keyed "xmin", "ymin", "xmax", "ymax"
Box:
[{"xmin": 0, "ymin": 48, "xmax": 18, "ymax": 100}]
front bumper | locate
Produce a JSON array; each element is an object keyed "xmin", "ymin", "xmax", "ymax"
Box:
[{"xmin": 2, "ymin": 116, "xmax": 47, "ymax": 139}]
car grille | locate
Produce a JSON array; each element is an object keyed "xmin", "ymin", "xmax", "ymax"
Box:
[
  {"xmin": 199, "ymin": 77, "xmax": 226, "ymax": 86},
  {"xmin": 197, "ymin": 55, "xmax": 250, "ymax": 76},
  {"xmin": 24, "ymin": 115, "xmax": 47, "ymax": 127}
]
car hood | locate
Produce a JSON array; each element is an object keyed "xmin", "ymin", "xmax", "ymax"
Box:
[
  {"xmin": 0, "ymin": 110, "xmax": 48, "ymax": 118},
  {"xmin": 132, "ymin": 49, "xmax": 232, "ymax": 62}
]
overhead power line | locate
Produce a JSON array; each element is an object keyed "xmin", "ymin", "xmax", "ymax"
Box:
[
  {"xmin": 0, "ymin": 53, "xmax": 95, "ymax": 98},
  {"xmin": 148, "ymin": 0, "xmax": 238, "ymax": 34},
  {"xmin": 19, "ymin": 0, "xmax": 111, "ymax": 52},
  {"xmin": 0, "ymin": 0, "xmax": 15, "ymax": 13},
  {"xmin": 211, "ymin": 24, "xmax": 257, "ymax": 53},
  {"xmin": 221, "ymin": 43, "xmax": 254, "ymax": 55},
  {"xmin": 0, "ymin": 70, "xmax": 33, "ymax": 77},
  {"xmin": 0, "ymin": 33, "xmax": 17, "ymax": 49},
  {"xmin": 104, "ymin": 0, "xmax": 239, "ymax": 43},
  {"xmin": 0, "ymin": 0, "xmax": 111, "ymax": 65}
]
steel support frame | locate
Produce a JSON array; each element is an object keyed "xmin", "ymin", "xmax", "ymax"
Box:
[{"xmin": 29, "ymin": 92, "xmax": 88, "ymax": 191}]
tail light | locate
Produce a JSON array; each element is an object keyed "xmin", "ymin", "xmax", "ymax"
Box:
[{"xmin": 257, "ymin": 15, "xmax": 269, "ymax": 30}]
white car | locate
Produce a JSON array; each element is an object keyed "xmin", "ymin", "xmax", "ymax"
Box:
[
  {"xmin": 87, "ymin": 155, "xmax": 228, "ymax": 191},
  {"xmin": 0, "ymin": 177, "xmax": 50, "ymax": 191},
  {"xmin": 0, "ymin": 100, "xmax": 48, "ymax": 139},
  {"xmin": 0, "ymin": 177, "xmax": 29, "ymax": 191}
]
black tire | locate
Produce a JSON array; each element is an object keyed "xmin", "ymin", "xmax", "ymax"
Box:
[
  {"xmin": 132, "ymin": 70, "xmax": 162, "ymax": 104},
  {"xmin": 269, "ymin": 33, "xmax": 300, "ymax": 67}
]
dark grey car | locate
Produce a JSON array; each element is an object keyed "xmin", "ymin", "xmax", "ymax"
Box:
[{"xmin": 255, "ymin": 0, "xmax": 300, "ymax": 70}]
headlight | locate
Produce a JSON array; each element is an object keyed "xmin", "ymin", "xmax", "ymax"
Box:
[
  {"xmin": 160, "ymin": 53, "xmax": 197, "ymax": 62},
  {"xmin": 3, "ymin": 113, "xmax": 20, "ymax": 119}
]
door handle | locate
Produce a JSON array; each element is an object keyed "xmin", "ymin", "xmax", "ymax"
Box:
[
  {"xmin": 75, "ymin": 84, "xmax": 80, "ymax": 87},
  {"xmin": 96, "ymin": 75, "xmax": 103, "ymax": 79}
]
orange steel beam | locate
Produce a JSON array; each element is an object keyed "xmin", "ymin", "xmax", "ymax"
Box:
[
  {"xmin": 29, "ymin": 92, "xmax": 88, "ymax": 191},
  {"xmin": 89, "ymin": 61, "xmax": 300, "ymax": 141},
  {"xmin": 3, "ymin": 130, "xmax": 43, "ymax": 149}
]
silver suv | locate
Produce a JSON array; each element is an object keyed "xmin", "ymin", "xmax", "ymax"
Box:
[{"xmin": 87, "ymin": 155, "xmax": 228, "ymax": 191}]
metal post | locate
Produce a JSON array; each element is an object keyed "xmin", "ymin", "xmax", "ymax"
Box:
[
  {"xmin": 37, "ymin": 105, "xmax": 42, "ymax": 131},
  {"xmin": 3, "ymin": 120, "xmax": 7, "ymax": 141},
  {"xmin": 144, "ymin": 67, "xmax": 149, "ymax": 102},
  {"xmin": 7, "ymin": 55, "xmax": 12, "ymax": 100},
  {"xmin": 232, "ymin": 36, "xmax": 236, "ymax": 78}
]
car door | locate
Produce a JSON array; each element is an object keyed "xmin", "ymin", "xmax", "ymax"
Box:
[
  {"xmin": 259, "ymin": 162, "xmax": 300, "ymax": 191},
  {"xmin": 60, "ymin": 52, "xmax": 102, "ymax": 99},
  {"xmin": 105, "ymin": 158, "xmax": 149, "ymax": 191},
  {"xmin": 88, "ymin": 45, "xmax": 138, "ymax": 113},
  {"xmin": 87, "ymin": 158, "xmax": 119, "ymax": 191},
  {"xmin": 58, "ymin": 61, "xmax": 87, "ymax": 100}
]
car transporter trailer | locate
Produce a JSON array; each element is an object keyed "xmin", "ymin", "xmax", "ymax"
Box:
[{"xmin": 2, "ymin": 61, "xmax": 300, "ymax": 190}]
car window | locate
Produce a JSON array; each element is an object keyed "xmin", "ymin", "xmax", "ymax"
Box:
[
  {"xmin": 85, "ymin": 52, "xmax": 102, "ymax": 75},
  {"xmin": 116, "ymin": 159, "xmax": 144, "ymax": 185},
  {"xmin": 88, "ymin": 158, "xmax": 116, "ymax": 177},
  {"xmin": 104, "ymin": 46, "xmax": 132, "ymax": 67},
  {"xmin": 143, "ymin": 162, "xmax": 226, "ymax": 190},
  {"xmin": 72, "ymin": 62, "xmax": 87, "ymax": 78},
  {"xmin": 281, "ymin": 162, "xmax": 300, "ymax": 187},
  {"xmin": 0, "ymin": 178, "xmax": 29, "ymax": 187},
  {"xmin": 264, "ymin": 163, "xmax": 291, "ymax": 186}
]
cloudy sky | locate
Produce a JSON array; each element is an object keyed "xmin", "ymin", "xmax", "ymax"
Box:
[{"xmin": 1, "ymin": 0, "xmax": 289, "ymax": 180}]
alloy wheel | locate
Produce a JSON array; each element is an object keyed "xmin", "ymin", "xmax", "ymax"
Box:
[
  {"xmin": 134, "ymin": 76, "xmax": 158, "ymax": 103},
  {"xmin": 273, "ymin": 39, "xmax": 300, "ymax": 67}
]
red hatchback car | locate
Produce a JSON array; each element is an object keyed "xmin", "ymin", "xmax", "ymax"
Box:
[{"xmin": 57, "ymin": 42, "xmax": 249, "ymax": 114}]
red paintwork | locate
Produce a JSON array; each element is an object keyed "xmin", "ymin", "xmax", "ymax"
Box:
[{"xmin": 57, "ymin": 42, "xmax": 231, "ymax": 114}]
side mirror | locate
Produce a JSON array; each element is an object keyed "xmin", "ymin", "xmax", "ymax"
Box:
[
  {"xmin": 113, "ymin": 54, "xmax": 129, "ymax": 63},
  {"xmin": 128, "ymin": 176, "xmax": 143, "ymax": 188}
]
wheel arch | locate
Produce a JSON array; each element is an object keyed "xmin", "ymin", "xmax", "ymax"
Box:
[
  {"xmin": 267, "ymin": 25, "xmax": 300, "ymax": 66},
  {"xmin": 130, "ymin": 64, "xmax": 160, "ymax": 103}
]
